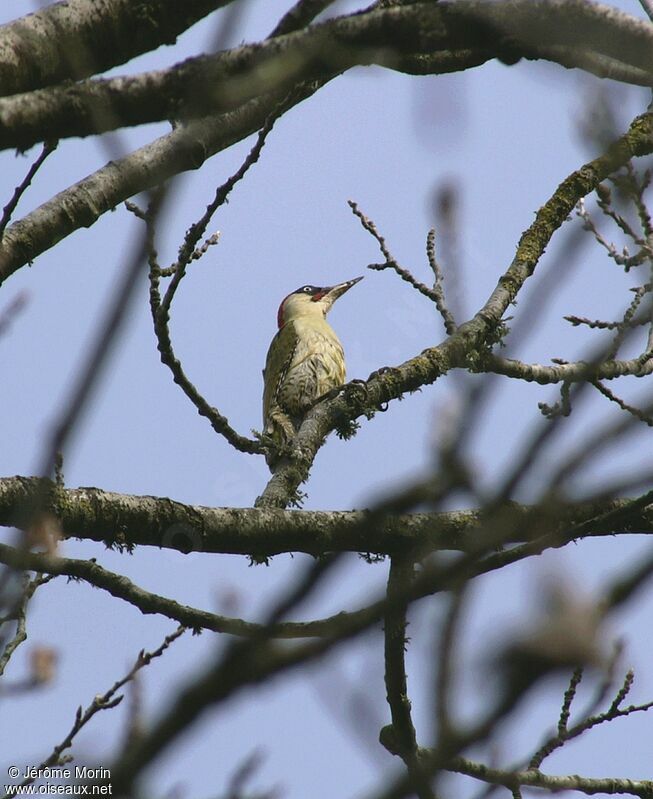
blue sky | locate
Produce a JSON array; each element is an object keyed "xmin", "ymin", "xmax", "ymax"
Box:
[{"xmin": 1, "ymin": 1, "xmax": 653, "ymax": 796}]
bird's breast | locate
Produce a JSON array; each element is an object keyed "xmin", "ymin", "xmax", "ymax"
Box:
[{"xmin": 277, "ymin": 318, "xmax": 346, "ymax": 414}]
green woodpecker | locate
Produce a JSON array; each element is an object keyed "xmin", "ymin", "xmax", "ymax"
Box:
[{"xmin": 262, "ymin": 276, "xmax": 363, "ymax": 467}]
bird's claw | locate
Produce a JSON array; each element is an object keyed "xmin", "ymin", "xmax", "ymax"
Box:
[{"xmin": 342, "ymin": 378, "xmax": 369, "ymax": 406}]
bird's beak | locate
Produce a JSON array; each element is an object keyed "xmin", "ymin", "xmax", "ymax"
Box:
[{"xmin": 320, "ymin": 276, "xmax": 364, "ymax": 307}]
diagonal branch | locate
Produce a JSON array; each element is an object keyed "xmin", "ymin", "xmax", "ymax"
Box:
[
  {"xmin": 0, "ymin": 573, "xmax": 52, "ymax": 678},
  {"xmin": 0, "ymin": 141, "xmax": 57, "ymax": 238},
  {"xmin": 1, "ymin": 626, "xmax": 186, "ymax": 799},
  {"xmin": 0, "ymin": 84, "xmax": 326, "ymax": 289},
  {"xmin": 527, "ymin": 669, "xmax": 653, "ymax": 770},
  {"xmin": 3, "ymin": 2, "xmax": 653, "ymax": 151},
  {"xmin": 270, "ymin": 0, "xmax": 340, "ymax": 37},
  {"xmin": 368, "ymin": 541, "xmax": 653, "ymax": 799},
  {"xmin": 349, "ymin": 200, "xmax": 444, "ymax": 306},
  {"xmin": 142, "ymin": 89, "xmax": 299, "ymax": 455},
  {"xmin": 255, "ymin": 110, "xmax": 653, "ymax": 509},
  {"xmin": 0, "ymin": 541, "xmax": 364, "ymax": 639},
  {"xmin": 0, "ymin": 0, "xmax": 238, "ymax": 97}
]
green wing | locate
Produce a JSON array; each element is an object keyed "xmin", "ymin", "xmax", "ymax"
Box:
[{"xmin": 262, "ymin": 322, "xmax": 298, "ymax": 428}]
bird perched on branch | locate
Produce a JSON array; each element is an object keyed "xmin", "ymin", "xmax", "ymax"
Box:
[{"xmin": 262, "ymin": 276, "xmax": 363, "ymax": 467}]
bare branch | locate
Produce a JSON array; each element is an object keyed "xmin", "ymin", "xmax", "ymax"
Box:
[
  {"xmin": 0, "ymin": 539, "xmax": 382, "ymax": 640},
  {"xmin": 0, "ymin": 573, "xmax": 53, "ymax": 679},
  {"xmin": 427, "ymin": 228, "xmax": 457, "ymax": 334},
  {"xmin": 139, "ymin": 95, "xmax": 294, "ymax": 456},
  {"xmin": 558, "ymin": 667, "xmax": 584, "ymax": 736},
  {"xmin": 257, "ymin": 109, "xmax": 653, "ymax": 509},
  {"xmin": 592, "ymin": 379, "xmax": 653, "ymax": 425},
  {"xmin": 480, "ymin": 350, "xmax": 653, "ymax": 383},
  {"xmin": 434, "ymin": 587, "xmax": 467, "ymax": 745},
  {"xmin": 107, "ymin": 556, "xmax": 344, "ymax": 793},
  {"xmin": 0, "ymin": 141, "xmax": 57, "ymax": 238},
  {"xmin": 448, "ymin": 757, "xmax": 653, "ymax": 798},
  {"xmin": 2, "ymin": 477, "xmax": 653, "ymax": 557},
  {"xmin": 371, "ymin": 544, "xmax": 653, "ymax": 798},
  {"xmin": 0, "ymin": 0, "xmax": 238, "ymax": 96},
  {"xmin": 270, "ymin": 0, "xmax": 339, "ymax": 37},
  {"xmin": 4, "ymin": 2, "xmax": 653, "ymax": 151},
  {"xmin": 349, "ymin": 200, "xmax": 444, "ymax": 305},
  {"xmin": 382, "ymin": 557, "xmax": 435, "ymax": 798},
  {"xmin": 639, "ymin": 0, "xmax": 653, "ymax": 23},
  {"xmin": 527, "ymin": 668, "xmax": 653, "ymax": 770},
  {"xmin": 3, "ymin": 626, "xmax": 185, "ymax": 797},
  {"xmin": 36, "ymin": 190, "xmax": 168, "ymax": 481},
  {"xmin": 0, "ymin": 87, "xmax": 322, "ymax": 285}
]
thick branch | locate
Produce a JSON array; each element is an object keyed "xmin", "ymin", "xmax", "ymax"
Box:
[
  {"xmin": 29, "ymin": 500, "xmax": 653, "ymax": 793},
  {"xmin": 0, "ymin": 477, "xmax": 652, "ymax": 557},
  {"xmin": 2, "ymin": 1, "xmax": 653, "ymax": 150},
  {"xmin": 0, "ymin": 86, "xmax": 323, "ymax": 285},
  {"xmin": 0, "ymin": 0, "xmax": 235, "ymax": 97}
]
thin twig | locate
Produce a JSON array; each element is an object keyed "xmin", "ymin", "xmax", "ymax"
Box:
[
  {"xmin": 435, "ymin": 587, "xmax": 466, "ymax": 744},
  {"xmin": 163, "ymin": 105, "xmax": 281, "ymax": 307},
  {"xmin": 577, "ymin": 197, "xmax": 646, "ymax": 268},
  {"xmin": 0, "ymin": 541, "xmax": 355, "ymax": 640},
  {"xmin": 144, "ymin": 99, "xmax": 293, "ymax": 456},
  {"xmin": 528, "ymin": 670, "xmax": 651, "ymax": 770},
  {"xmin": 108, "ymin": 555, "xmax": 342, "ymax": 793},
  {"xmin": 447, "ymin": 756, "xmax": 653, "ymax": 798},
  {"xmin": 564, "ymin": 312, "xmax": 650, "ymax": 330},
  {"xmin": 592, "ymin": 379, "xmax": 653, "ymax": 426},
  {"xmin": 270, "ymin": 0, "xmax": 338, "ymax": 36},
  {"xmin": 349, "ymin": 200, "xmax": 443, "ymax": 305},
  {"xmin": 0, "ymin": 141, "xmax": 57, "ymax": 239},
  {"xmin": 426, "ymin": 228, "xmax": 457, "ymax": 334},
  {"xmin": 0, "ymin": 573, "xmax": 52, "ymax": 678},
  {"xmin": 2, "ymin": 626, "xmax": 186, "ymax": 796}
]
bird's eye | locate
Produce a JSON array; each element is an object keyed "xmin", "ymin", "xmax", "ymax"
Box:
[{"xmin": 303, "ymin": 286, "xmax": 312, "ymax": 293}]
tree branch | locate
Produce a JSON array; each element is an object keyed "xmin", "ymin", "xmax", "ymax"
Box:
[
  {"xmin": 0, "ymin": 0, "xmax": 236, "ymax": 96},
  {"xmin": 479, "ymin": 351, "xmax": 653, "ymax": 383},
  {"xmin": 448, "ymin": 757, "xmax": 653, "ymax": 798},
  {"xmin": 1, "ymin": 626, "xmax": 185, "ymax": 798},
  {"xmin": 0, "ymin": 141, "xmax": 57, "ymax": 238},
  {"xmin": 256, "ymin": 110, "xmax": 653, "ymax": 509},
  {"xmin": 0, "ymin": 541, "xmax": 364, "ymax": 639},
  {"xmin": 1, "ymin": 477, "xmax": 653, "ymax": 557},
  {"xmin": 0, "ymin": 89, "xmax": 325, "ymax": 286},
  {"xmin": 270, "ymin": 0, "xmax": 339, "ymax": 37},
  {"xmin": 527, "ymin": 669, "xmax": 653, "ymax": 770},
  {"xmin": 382, "ymin": 556, "xmax": 435, "ymax": 799},
  {"xmin": 2, "ymin": 1, "xmax": 653, "ymax": 151},
  {"xmin": 0, "ymin": 573, "xmax": 51, "ymax": 678},
  {"xmin": 144, "ymin": 99, "xmax": 289, "ymax": 456}
]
